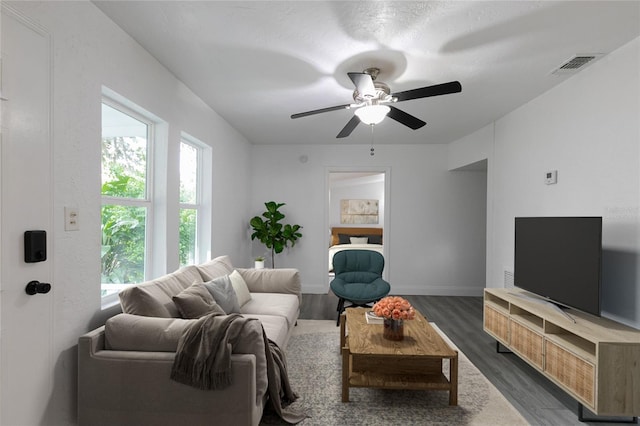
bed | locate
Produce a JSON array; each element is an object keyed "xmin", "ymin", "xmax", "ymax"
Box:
[{"xmin": 328, "ymin": 227, "xmax": 384, "ymax": 272}]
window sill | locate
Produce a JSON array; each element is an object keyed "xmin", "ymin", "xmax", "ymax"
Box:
[{"xmin": 101, "ymin": 292, "xmax": 120, "ymax": 310}]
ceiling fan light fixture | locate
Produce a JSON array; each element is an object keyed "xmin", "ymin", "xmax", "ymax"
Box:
[{"xmin": 354, "ymin": 104, "xmax": 390, "ymax": 125}]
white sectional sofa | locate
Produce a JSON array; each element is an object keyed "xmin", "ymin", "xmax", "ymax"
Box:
[{"xmin": 78, "ymin": 255, "xmax": 301, "ymax": 426}]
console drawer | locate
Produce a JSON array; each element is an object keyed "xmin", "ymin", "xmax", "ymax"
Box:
[
  {"xmin": 545, "ymin": 340, "xmax": 595, "ymax": 407},
  {"xmin": 484, "ymin": 306, "xmax": 509, "ymax": 343},
  {"xmin": 510, "ymin": 320, "xmax": 543, "ymax": 369}
]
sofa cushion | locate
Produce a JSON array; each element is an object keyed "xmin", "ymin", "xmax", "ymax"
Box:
[
  {"xmin": 118, "ymin": 286, "xmax": 174, "ymax": 318},
  {"xmin": 173, "ymin": 282, "xmax": 226, "ymax": 319},
  {"xmin": 236, "ymin": 268, "xmax": 301, "ymax": 303},
  {"xmin": 229, "ymin": 270, "xmax": 252, "ymax": 307},
  {"xmin": 105, "ymin": 314, "xmax": 196, "ymax": 351},
  {"xmin": 119, "ymin": 265, "xmax": 204, "ymax": 318},
  {"xmin": 241, "ymin": 314, "xmax": 289, "ymax": 350},
  {"xmin": 103, "ymin": 313, "xmax": 269, "ymax": 403},
  {"xmin": 241, "ymin": 293, "xmax": 299, "ymax": 330},
  {"xmin": 170, "ymin": 265, "xmax": 204, "ymax": 288},
  {"xmin": 196, "ymin": 255, "xmax": 234, "ymax": 281},
  {"xmin": 204, "ymin": 275, "xmax": 241, "ymax": 314}
]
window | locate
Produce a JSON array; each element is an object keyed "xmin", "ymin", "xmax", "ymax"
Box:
[
  {"xmin": 100, "ymin": 91, "xmax": 212, "ymax": 304},
  {"xmin": 101, "ymin": 101, "xmax": 153, "ymax": 297},
  {"xmin": 179, "ymin": 139, "xmax": 201, "ymax": 266},
  {"xmin": 181, "ymin": 135, "xmax": 212, "ymax": 266}
]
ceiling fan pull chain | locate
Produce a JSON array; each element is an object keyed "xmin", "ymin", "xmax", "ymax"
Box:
[{"xmin": 370, "ymin": 124, "xmax": 375, "ymax": 156}]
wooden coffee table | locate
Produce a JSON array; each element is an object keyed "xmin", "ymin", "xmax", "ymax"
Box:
[{"xmin": 339, "ymin": 307, "xmax": 458, "ymax": 404}]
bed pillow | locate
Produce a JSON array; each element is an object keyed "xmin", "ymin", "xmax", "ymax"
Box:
[
  {"xmin": 229, "ymin": 269, "xmax": 252, "ymax": 307},
  {"xmin": 338, "ymin": 234, "xmax": 351, "ymax": 245},
  {"xmin": 172, "ymin": 282, "xmax": 226, "ymax": 319},
  {"xmin": 204, "ymin": 275, "xmax": 241, "ymax": 313},
  {"xmin": 366, "ymin": 234, "xmax": 383, "ymax": 245},
  {"xmin": 350, "ymin": 236, "xmax": 368, "ymax": 244}
]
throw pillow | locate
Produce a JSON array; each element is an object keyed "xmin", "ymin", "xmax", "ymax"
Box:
[
  {"xmin": 172, "ymin": 282, "xmax": 226, "ymax": 318},
  {"xmin": 204, "ymin": 275, "xmax": 241, "ymax": 313},
  {"xmin": 229, "ymin": 270, "xmax": 252, "ymax": 307},
  {"xmin": 350, "ymin": 236, "xmax": 368, "ymax": 244}
]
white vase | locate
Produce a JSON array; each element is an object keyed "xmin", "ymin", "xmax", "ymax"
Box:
[{"xmin": 254, "ymin": 260, "xmax": 265, "ymax": 269}]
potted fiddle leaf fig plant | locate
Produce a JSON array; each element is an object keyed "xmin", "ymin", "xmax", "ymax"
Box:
[{"xmin": 250, "ymin": 201, "xmax": 303, "ymax": 268}]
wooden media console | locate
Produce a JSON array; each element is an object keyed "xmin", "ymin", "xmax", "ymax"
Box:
[{"xmin": 484, "ymin": 288, "xmax": 640, "ymax": 419}]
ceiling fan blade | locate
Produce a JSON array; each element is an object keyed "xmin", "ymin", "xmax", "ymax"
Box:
[
  {"xmin": 392, "ymin": 81, "xmax": 462, "ymax": 102},
  {"xmin": 336, "ymin": 115, "xmax": 361, "ymax": 138},
  {"xmin": 348, "ymin": 72, "xmax": 376, "ymax": 98},
  {"xmin": 291, "ymin": 104, "xmax": 351, "ymax": 119},
  {"xmin": 387, "ymin": 106, "xmax": 426, "ymax": 130}
]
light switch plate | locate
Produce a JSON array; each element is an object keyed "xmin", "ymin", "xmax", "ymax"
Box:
[{"xmin": 65, "ymin": 207, "xmax": 79, "ymax": 231}]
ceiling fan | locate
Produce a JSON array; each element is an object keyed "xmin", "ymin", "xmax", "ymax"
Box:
[{"xmin": 290, "ymin": 67, "xmax": 462, "ymax": 138}]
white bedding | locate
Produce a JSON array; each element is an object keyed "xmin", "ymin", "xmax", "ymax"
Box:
[{"xmin": 328, "ymin": 243, "xmax": 384, "ymax": 271}]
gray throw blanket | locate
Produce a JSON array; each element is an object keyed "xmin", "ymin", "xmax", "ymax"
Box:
[
  {"xmin": 171, "ymin": 313, "xmax": 307, "ymax": 424},
  {"xmin": 170, "ymin": 313, "xmax": 247, "ymax": 390}
]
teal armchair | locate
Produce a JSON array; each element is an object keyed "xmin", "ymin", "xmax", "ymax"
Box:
[{"xmin": 329, "ymin": 250, "xmax": 390, "ymax": 325}]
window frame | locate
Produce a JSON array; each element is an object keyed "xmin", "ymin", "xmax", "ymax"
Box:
[
  {"xmin": 100, "ymin": 97, "xmax": 155, "ymax": 305},
  {"xmin": 178, "ymin": 136, "xmax": 203, "ymax": 266},
  {"xmin": 178, "ymin": 132, "xmax": 212, "ymax": 266}
]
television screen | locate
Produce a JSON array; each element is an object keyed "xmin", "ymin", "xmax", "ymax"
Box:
[{"xmin": 514, "ymin": 216, "xmax": 602, "ymax": 316}]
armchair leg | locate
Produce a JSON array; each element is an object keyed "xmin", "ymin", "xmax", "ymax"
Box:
[{"xmin": 336, "ymin": 298, "xmax": 345, "ymax": 326}]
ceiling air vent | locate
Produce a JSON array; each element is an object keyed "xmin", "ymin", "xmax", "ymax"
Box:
[{"xmin": 552, "ymin": 54, "xmax": 604, "ymax": 75}]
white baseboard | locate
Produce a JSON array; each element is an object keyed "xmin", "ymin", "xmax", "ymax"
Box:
[
  {"xmin": 390, "ymin": 286, "xmax": 484, "ymax": 297},
  {"xmin": 302, "ymin": 284, "xmax": 330, "ymax": 294},
  {"xmin": 301, "ymin": 283, "xmax": 484, "ymax": 297}
]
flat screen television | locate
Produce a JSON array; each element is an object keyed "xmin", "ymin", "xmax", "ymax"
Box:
[{"xmin": 514, "ymin": 216, "xmax": 602, "ymax": 316}]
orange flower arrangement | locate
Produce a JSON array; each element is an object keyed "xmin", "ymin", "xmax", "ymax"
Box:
[{"xmin": 372, "ymin": 296, "xmax": 415, "ymax": 321}]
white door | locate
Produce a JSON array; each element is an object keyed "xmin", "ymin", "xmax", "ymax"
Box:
[{"xmin": 0, "ymin": 6, "xmax": 54, "ymax": 424}]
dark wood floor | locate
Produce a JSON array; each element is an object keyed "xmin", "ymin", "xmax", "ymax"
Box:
[{"xmin": 300, "ymin": 293, "xmax": 633, "ymax": 426}]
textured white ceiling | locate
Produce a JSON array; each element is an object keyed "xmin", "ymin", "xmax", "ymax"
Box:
[{"xmin": 94, "ymin": 1, "xmax": 640, "ymax": 145}]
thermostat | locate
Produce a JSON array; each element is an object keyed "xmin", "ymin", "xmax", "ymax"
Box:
[{"xmin": 545, "ymin": 170, "xmax": 557, "ymax": 185}]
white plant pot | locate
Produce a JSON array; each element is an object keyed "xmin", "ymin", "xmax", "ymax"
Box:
[{"xmin": 254, "ymin": 260, "xmax": 265, "ymax": 269}]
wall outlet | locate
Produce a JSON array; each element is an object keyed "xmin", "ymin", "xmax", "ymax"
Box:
[{"xmin": 64, "ymin": 207, "xmax": 79, "ymax": 231}]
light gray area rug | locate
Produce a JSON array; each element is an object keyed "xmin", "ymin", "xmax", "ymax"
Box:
[{"xmin": 261, "ymin": 320, "xmax": 529, "ymax": 425}]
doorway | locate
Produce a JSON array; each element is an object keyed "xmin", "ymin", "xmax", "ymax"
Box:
[{"xmin": 325, "ymin": 168, "xmax": 390, "ymax": 289}]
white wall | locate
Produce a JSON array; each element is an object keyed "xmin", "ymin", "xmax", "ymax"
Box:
[
  {"xmin": 453, "ymin": 37, "xmax": 640, "ymax": 329},
  {"xmin": 3, "ymin": 2, "xmax": 253, "ymax": 423},
  {"xmin": 448, "ymin": 123, "xmax": 494, "ymax": 171},
  {"xmin": 329, "ymin": 175, "xmax": 385, "ymax": 227},
  {"xmin": 250, "ymin": 144, "xmax": 488, "ymax": 295},
  {"xmin": 448, "ymin": 124, "xmax": 495, "ymax": 288}
]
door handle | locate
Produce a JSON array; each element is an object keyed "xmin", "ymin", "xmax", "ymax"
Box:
[{"xmin": 25, "ymin": 280, "xmax": 51, "ymax": 295}]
